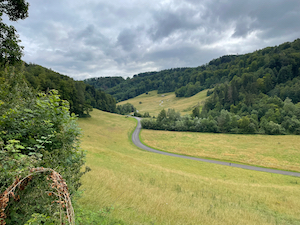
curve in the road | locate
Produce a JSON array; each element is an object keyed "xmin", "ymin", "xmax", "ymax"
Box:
[{"xmin": 132, "ymin": 117, "xmax": 300, "ymax": 177}]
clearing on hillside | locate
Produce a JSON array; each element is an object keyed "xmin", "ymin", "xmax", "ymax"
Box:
[{"xmin": 117, "ymin": 89, "xmax": 209, "ymax": 116}]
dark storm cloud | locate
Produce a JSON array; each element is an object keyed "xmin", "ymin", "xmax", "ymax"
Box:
[
  {"xmin": 202, "ymin": 0, "xmax": 300, "ymax": 39},
  {"xmin": 144, "ymin": 45, "xmax": 225, "ymax": 70},
  {"xmin": 117, "ymin": 28, "xmax": 139, "ymax": 51},
  {"xmin": 148, "ymin": 8, "xmax": 200, "ymax": 41},
  {"xmin": 4, "ymin": 0, "xmax": 300, "ymax": 79}
]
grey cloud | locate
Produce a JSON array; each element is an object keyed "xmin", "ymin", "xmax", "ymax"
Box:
[
  {"xmin": 74, "ymin": 24, "xmax": 111, "ymax": 50},
  {"xmin": 144, "ymin": 44, "xmax": 224, "ymax": 69},
  {"xmin": 203, "ymin": 0, "xmax": 300, "ymax": 39},
  {"xmin": 148, "ymin": 7, "xmax": 201, "ymax": 41},
  {"xmin": 117, "ymin": 28, "xmax": 138, "ymax": 51},
  {"xmin": 232, "ymin": 17, "xmax": 255, "ymax": 37},
  {"xmin": 76, "ymin": 25, "xmax": 96, "ymax": 40},
  {"xmin": 4, "ymin": 0, "xmax": 300, "ymax": 80},
  {"xmin": 62, "ymin": 49, "xmax": 95, "ymax": 62}
]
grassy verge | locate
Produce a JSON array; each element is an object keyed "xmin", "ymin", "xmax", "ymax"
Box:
[
  {"xmin": 140, "ymin": 129, "xmax": 300, "ymax": 172},
  {"xmin": 117, "ymin": 89, "xmax": 208, "ymax": 116},
  {"xmin": 78, "ymin": 109, "xmax": 300, "ymax": 225}
]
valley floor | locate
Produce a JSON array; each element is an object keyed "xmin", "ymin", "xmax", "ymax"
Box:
[
  {"xmin": 78, "ymin": 109, "xmax": 300, "ymax": 225},
  {"xmin": 140, "ymin": 129, "xmax": 300, "ymax": 173}
]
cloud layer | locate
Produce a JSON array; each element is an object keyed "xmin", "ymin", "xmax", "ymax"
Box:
[{"xmin": 5, "ymin": 0, "xmax": 300, "ymax": 80}]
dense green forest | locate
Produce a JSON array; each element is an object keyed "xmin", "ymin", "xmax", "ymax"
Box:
[
  {"xmin": 84, "ymin": 76, "xmax": 125, "ymax": 91},
  {"xmin": 85, "ymin": 39, "xmax": 300, "ymax": 104},
  {"xmin": 21, "ymin": 63, "xmax": 117, "ymax": 117},
  {"xmin": 10, "ymin": 63, "xmax": 138, "ymax": 117},
  {"xmin": 142, "ymin": 97, "xmax": 300, "ymax": 135},
  {"xmin": 139, "ymin": 39, "xmax": 300, "ymax": 135}
]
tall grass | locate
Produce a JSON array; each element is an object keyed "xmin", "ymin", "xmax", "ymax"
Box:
[
  {"xmin": 140, "ymin": 130, "xmax": 300, "ymax": 172},
  {"xmin": 78, "ymin": 109, "xmax": 300, "ymax": 224}
]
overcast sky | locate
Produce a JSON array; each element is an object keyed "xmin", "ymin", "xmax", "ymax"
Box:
[{"xmin": 4, "ymin": 0, "xmax": 300, "ymax": 80}]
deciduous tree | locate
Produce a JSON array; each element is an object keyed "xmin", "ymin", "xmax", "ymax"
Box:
[{"xmin": 0, "ymin": 0, "xmax": 29, "ymax": 65}]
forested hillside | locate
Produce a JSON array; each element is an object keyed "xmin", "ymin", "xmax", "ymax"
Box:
[
  {"xmin": 84, "ymin": 76, "xmax": 125, "ymax": 91},
  {"xmin": 140, "ymin": 39, "xmax": 300, "ymax": 135},
  {"xmin": 82, "ymin": 38, "xmax": 300, "ymax": 135},
  {"xmin": 21, "ymin": 63, "xmax": 117, "ymax": 117},
  {"xmin": 85, "ymin": 39, "xmax": 300, "ymax": 104}
]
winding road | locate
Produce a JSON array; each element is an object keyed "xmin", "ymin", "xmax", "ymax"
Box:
[{"xmin": 132, "ymin": 117, "xmax": 300, "ymax": 177}]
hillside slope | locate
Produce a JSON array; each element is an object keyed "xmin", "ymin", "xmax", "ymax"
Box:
[
  {"xmin": 117, "ymin": 89, "xmax": 208, "ymax": 116},
  {"xmin": 5, "ymin": 63, "xmax": 117, "ymax": 116}
]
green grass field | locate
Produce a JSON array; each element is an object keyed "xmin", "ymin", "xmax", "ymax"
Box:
[
  {"xmin": 117, "ymin": 89, "xmax": 208, "ymax": 116},
  {"xmin": 140, "ymin": 130, "xmax": 300, "ymax": 172},
  {"xmin": 77, "ymin": 109, "xmax": 300, "ymax": 224}
]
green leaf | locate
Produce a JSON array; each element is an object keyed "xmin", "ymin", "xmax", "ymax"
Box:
[{"xmin": 15, "ymin": 144, "xmax": 25, "ymax": 149}]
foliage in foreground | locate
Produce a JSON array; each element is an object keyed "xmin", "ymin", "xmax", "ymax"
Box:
[
  {"xmin": 1, "ymin": 167, "xmax": 75, "ymax": 225},
  {"xmin": 0, "ymin": 67, "xmax": 86, "ymax": 224}
]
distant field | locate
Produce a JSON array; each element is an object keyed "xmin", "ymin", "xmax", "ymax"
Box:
[
  {"xmin": 78, "ymin": 109, "xmax": 300, "ymax": 224},
  {"xmin": 140, "ymin": 130, "xmax": 300, "ymax": 172},
  {"xmin": 117, "ymin": 89, "xmax": 208, "ymax": 116}
]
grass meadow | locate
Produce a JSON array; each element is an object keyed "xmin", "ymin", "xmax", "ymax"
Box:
[
  {"xmin": 77, "ymin": 109, "xmax": 300, "ymax": 224},
  {"xmin": 117, "ymin": 89, "xmax": 208, "ymax": 117},
  {"xmin": 140, "ymin": 130, "xmax": 300, "ymax": 172}
]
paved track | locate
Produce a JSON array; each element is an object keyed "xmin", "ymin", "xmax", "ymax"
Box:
[{"xmin": 132, "ymin": 117, "xmax": 300, "ymax": 177}]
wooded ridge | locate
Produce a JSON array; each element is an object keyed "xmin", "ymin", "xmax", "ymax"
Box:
[
  {"xmin": 86, "ymin": 38, "xmax": 300, "ymax": 135},
  {"xmin": 85, "ymin": 38, "xmax": 300, "ymax": 104},
  {"xmin": 13, "ymin": 63, "xmax": 117, "ymax": 117}
]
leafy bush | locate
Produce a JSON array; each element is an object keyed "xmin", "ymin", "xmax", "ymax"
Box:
[{"xmin": 0, "ymin": 67, "xmax": 86, "ymax": 223}]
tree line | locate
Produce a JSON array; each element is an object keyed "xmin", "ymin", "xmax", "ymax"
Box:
[{"xmin": 142, "ymin": 96, "xmax": 300, "ymax": 135}]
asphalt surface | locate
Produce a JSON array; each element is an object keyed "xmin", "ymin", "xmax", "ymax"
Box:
[{"xmin": 132, "ymin": 117, "xmax": 300, "ymax": 177}]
